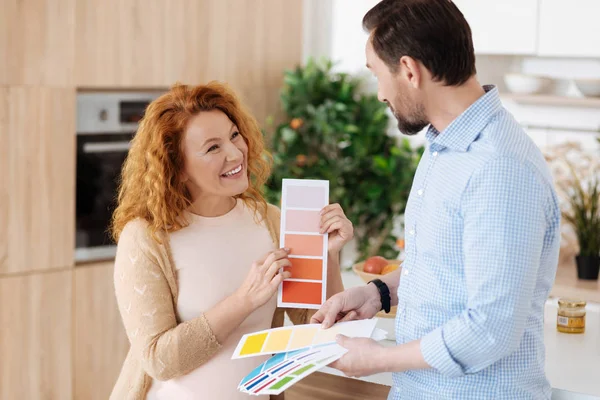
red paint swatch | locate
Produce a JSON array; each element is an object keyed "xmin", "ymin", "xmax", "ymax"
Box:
[{"xmin": 282, "ymin": 281, "xmax": 322, "ymax": 305}]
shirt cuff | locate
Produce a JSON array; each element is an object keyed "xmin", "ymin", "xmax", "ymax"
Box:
[{"xmin": 421, "ymin": 327, "xmax": 464, "ymax": 378}]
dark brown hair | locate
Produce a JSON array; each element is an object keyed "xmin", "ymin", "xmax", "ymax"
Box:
[{"xmin": 363, "ymin": 0, "xmax": 476, "ymax": 86}]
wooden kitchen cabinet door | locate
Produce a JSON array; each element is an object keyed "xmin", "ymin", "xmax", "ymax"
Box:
[
  {"xmin": 0, "ymin": 270, "xmax": 72, "ymax": 400},
  {"xmin": 75, "ymin": 0, "xmax": 303, "ymax": 88},
  {"xmin": 74, "ymin": 262, "xmax": 129, "ymax": 400},
  {"xmin": 75, "ymin": 0, "xmax": 213, "ymax": 87},
  {"xmin": 0, "ymin": 0, "xmax": 75, "ymax": 85},
  {"xmin": 0, "ymin": 87, "xmax": 75, "ymax": 275},
  {"xmin": 75, "ymin": 0, "xmax": 168, "ymax": 87}
]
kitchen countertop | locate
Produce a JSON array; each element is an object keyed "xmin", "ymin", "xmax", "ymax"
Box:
[{"xmin": 316, "ymin": 271, "xmax": 600, "ymax": 399}]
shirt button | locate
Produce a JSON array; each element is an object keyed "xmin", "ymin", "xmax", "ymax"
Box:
[
  {"xmin": 409, "ymin": 229, "xmax": 415, "ymax": 236},
  {"xmin": 432, "ymin": 151, "xmax": 439, "ymax": 157},
  {"xmin": 403, "ymin": 269, "xmax": 409, "ymax": 276},
  {"xmin": 417, "ymin": 189, "xmax": 424, "ymax": 196}
]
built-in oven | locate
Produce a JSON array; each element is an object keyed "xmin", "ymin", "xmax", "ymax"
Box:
[{"xmin": 75, "ymin": 91, "xmax": 162, "ymax": 262}]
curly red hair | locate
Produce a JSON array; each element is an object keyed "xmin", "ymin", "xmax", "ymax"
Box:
[{"xmin": 111, "ymin": 82, "xmax": 272, "ymax": 242}]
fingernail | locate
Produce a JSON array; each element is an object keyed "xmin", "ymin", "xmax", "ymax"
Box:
[{"xmin": 284, "ymin": 247, "xmax": 290, "ymax": 252}]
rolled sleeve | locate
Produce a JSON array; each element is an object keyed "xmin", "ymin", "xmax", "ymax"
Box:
[{"xmin": 421, "ymin": 326, "xmax": 464, "ymax": 378}]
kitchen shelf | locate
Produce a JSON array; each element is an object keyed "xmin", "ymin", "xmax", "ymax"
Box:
[{"xmin": 501, "ymin": 93, "xmax": 600, "ymax": 108}]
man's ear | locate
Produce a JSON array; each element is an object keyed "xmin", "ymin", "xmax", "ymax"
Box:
[{"xmin": 399, "ymin": 56, "xmax": 422, "ymax": 89}]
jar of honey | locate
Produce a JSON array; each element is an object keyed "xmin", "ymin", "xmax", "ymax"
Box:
[{"xmin": 557, "ymin": 298, "xmax": 586, "ymax": 334}]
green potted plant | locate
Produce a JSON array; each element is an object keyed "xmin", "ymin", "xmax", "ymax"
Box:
[
  {"xmin": 562, "ymin": 161, "xmax": 600, "ymax": 280},
  {"xmin": 264, "ymin": 58, "xmax": 422, "ymax": 263}
]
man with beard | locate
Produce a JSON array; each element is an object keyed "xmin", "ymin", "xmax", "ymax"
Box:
[{"xmin": 311, "ymin": 1, "xmax": 561, "ymax": 399}]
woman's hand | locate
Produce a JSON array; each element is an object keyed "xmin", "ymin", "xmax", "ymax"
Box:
[
  {"xmin": 235, "ymin": 248, "xmax": 292, "ymax": 311},
  {"xmin": 320, "ymin": 203, "xmax": 354, "ymax": 255}
]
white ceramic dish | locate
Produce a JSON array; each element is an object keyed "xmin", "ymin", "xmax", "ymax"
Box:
[{"xmin": 504, "ymin": 73, "xmax": 554, "ymax": 95}]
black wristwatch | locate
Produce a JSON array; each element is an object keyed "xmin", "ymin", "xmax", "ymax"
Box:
[{"xmin": 368, "ymin": 278, "xmax": 391, "ymax": 313}]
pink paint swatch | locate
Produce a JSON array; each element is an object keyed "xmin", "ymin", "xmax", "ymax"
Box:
[
  {"xmin": 285, "ymin": 210, "xmax": 321, "ymax": 233},
  {"xmin": 286, "ymin": 186, "xmax": 326, "ymax": 209}
]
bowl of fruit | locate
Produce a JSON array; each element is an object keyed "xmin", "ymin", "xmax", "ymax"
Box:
[
  {"xmin": 352, "ymin": 256, "xmax": 402, "ymax": 319},
  {"xmin": 353, "ymin": 256, "xmax": 401, "ymax": 282}
]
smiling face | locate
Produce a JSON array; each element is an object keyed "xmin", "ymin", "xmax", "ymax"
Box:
[
  {"xmin": 181, "ymin": 109, "xmax": 249, "ymax": 203},
  {"xmin": 366, "ymin": 38, "xmax": 428, "ymax": 136}
]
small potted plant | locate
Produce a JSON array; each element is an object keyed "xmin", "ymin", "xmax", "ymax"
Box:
[{"xmin": 562, "ymin": 161, "xmax": 600, "ymax": 280}]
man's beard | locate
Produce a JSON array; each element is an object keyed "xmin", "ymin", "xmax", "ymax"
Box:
[
  {"xmin": 388, "ymin": 99, "xmax": 428, "ymax": 136},
  {"xmin": 394, "ymin": 111, "xmax": 428, "ymax": 136}
]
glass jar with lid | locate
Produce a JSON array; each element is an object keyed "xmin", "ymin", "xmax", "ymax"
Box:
[{"xmin": 557, "ymin": 298, "xmax": 586, "ymax": 334}]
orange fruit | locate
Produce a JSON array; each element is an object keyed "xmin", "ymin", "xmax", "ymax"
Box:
[
  {"xmin": 381, "ymin": 264, "xmax": 399, "ymax": 274},
  {"xmin": 295, "ymin": 154, "xmax": 307, "ymax": 166},
  {"xmin": 290, "ymin": 118, "xmax": 303, "ymax": 130}
]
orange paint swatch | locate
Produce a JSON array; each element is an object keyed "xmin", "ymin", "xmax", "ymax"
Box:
[
  {"xmin": 289, "ymin": 258, "xmax": 323, "ymax": 280},
  {"xmin": 284, "ymin": 234, "xmax": 323, "ymax": 257},
  {"xmin": 282, "ymin": 281, "xmax": 322, "ymax": 305}
]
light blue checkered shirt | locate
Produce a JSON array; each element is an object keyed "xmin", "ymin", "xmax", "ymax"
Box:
[{"xmin": 390, "ymin": 86, "xmax": 561, "ymax": 399}]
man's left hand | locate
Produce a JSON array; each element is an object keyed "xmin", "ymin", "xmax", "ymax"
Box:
[{"xmin": 329, "ymin": 335, "xmax": 386, "ymax": 378}]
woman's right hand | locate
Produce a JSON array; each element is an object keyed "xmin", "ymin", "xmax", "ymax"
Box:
[{"xmin": 235, "ymin": 248, "xmax": 292, "ymax": 311}]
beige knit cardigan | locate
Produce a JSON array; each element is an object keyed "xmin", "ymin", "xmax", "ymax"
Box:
[{"xmin": 110, "ymin": 204, "xmax": 313, "ymax": 400}]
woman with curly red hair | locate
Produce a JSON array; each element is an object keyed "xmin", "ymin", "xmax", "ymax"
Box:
[{"xmin": 109, "ymin": 82, "xmax": 352, "ymax": 400}]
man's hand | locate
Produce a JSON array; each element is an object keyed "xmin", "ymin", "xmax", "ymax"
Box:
[
  {"xmin": 310, "ymin": 285, "xmax": 381, "ymax": 328},
  {"xmin": 329, "ymin": 335, "xmax": 386, "ymax": 378},
  {"xmin": 330, "ymin": 336, "xmax": 430, "ymax": 377}
]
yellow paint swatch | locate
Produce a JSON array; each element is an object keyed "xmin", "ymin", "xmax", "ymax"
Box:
[
  {"xmin": 240, "ymin": 332, "xmax": 268, "ymax": 356},
  {"xmin": 314, "ymin": 325, "xmax": 341, "ymax": 345},
  {"xmin": 288, "ymin": 327, "xmax": 318, "ymax": 349},
  {"xmin": 263, "ymin": 329, "xmax": 293, "ymax": 353}
]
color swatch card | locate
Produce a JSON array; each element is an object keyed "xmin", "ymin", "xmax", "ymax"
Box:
[
  {"xmin": 238, "ymin": 343, "xmax": 347, "ymax": 396},
  {"xmin": 232, "ymin": 318, "xmax": 378, "ymax": 360},
  {"xmin": 279, "ymin": 179, "xmax": 329, "ymax": 309},
  {"xmin": 236, "ymin": 322, "xmax": 389, "ymax": 396}
]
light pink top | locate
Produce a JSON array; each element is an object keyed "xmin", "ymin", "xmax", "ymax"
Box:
[{"xmin": 147, "ymin": 199, "xmax": 276, "ymax": 400}]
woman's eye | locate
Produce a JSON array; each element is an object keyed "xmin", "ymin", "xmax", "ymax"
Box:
[
  {"xmin": 207, "ymin": 145, "xmax": 219, "ymax": 153},
  {"xmin": 231, "ymin": 131, "xmax": 240, "ymax": 139}
]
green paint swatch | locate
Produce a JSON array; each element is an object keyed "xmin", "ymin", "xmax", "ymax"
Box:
[
  {"xmin": 292, "ymin": 364, "xmax": 315, "ymax": 376},
  {"xmin": 270, "ymin": 376, "xmax": 294, "ymax": 390}
]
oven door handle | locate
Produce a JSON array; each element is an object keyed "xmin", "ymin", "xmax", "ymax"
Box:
[{"xmin": 82, "ymin": 141, "xmax": 131, "ymax": 153}]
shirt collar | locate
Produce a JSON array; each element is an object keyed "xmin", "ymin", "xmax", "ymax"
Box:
[{"xmin": 426, "ymin": 85, "xmax": 502, "ymax": 152}]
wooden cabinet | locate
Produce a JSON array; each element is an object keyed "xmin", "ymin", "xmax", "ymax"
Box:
[
  {"xmin": 0, "ymin": 0, "xmax": 75, "ymax": 86},
  {"xmin": 74, "ymin": 262, "xmax": 129, "ymax": 400},
  {"xmin": 538, "ymin": 0, "xmax": 600, "ymax": 57},
  {"xmin": 75, "ymin": 0, "xmax": 303, "ymax": 89},
  {"xmin": 286, "ymin": 372, "xmax": 389, "ymax": 400},
  {"xmin": 453, "ymin": 0, "xmax": 538, "ymax": 55},
  {"xmin": 0, "ymin": 87, "xmax": 75, "ymax": 274},
  {"xmin": 0, "ymin": 270, "xmax": 72, "ymax": 400}
]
